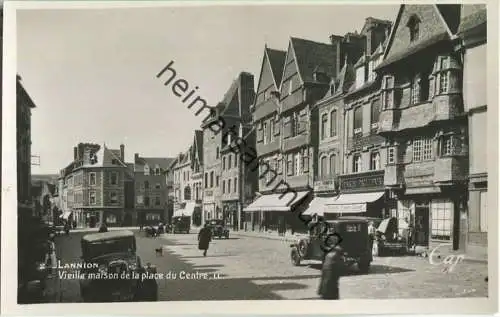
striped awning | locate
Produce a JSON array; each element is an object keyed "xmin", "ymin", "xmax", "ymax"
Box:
[{"xmin": 243, "ymin": 191, "xmax": 310, "ymax": 212}]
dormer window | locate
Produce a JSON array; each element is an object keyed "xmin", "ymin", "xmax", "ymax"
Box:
[
  {"xmin": 144, "ymin": 164, "xmax": 150, "ymax": 176},
  {"xmin": 407, "ymin": 15, "xmax": 421, "ymax": 42}
]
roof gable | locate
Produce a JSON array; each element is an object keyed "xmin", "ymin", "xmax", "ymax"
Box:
[
  {"xmin": 256, "ymin": 48, "xmax": 281, "ymax": 94},
  {"xmin": 266, "ymin": 48, "xmax": 286, "ymax": 88},
  {"xmin": 288, "ymin": 37, "xmax": 337, "ymax": 84},
  {"xmin": 382, "ymin": 5, "xmax": 452, "ymax": 63}
]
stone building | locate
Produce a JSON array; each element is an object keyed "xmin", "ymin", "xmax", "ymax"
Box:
[
  {"xmin": 244, "ymin": 47, "xmax": 286, "ymax": 231},
  {"xmin": 59, "ymin": 143, "xmax": 132, "ymax": 227},
  {"xmin": 376, "ymin": 4, "xmax": 468, "ymax": 252},
  {"xmin": 322, "ymin": 18, "xmax": 393, "ymax": 220},
  {"xmin": 457, "ymin": 4, "xmax": 487, "ymax": 257},
  {"xmin": 17, "ymin": 76, "xmax": 36, "ymax": 217},
  {"xmin": 134, "ymin": 153, "xmax": 173, "ymax": 226},
  {"xmin": 169, "ymin": 130, "xmax": 203, "ymax": 228},
  {"xmin": 202, "ymin": 72, "xmax": 255, "ymax": 225},
  {"xmin": 245, "ymin": 38, "xmax": 342, "ymax": 234}
]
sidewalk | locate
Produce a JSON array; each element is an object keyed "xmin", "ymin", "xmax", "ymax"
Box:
[{"xmin": 186, "ymin": 227, "xmax": 305, "ymax": 243}]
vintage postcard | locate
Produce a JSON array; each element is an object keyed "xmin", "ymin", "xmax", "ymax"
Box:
[{"xmin": 2, "ymin": 0, "xmax": 498, "ymax": 315}]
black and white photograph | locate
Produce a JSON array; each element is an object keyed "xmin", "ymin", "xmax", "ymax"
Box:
[{"xmin": 2, "ymin": 0, "xmax": 498, "ymax": 315}]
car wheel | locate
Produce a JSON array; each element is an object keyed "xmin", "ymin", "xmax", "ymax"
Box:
[
  {"xmin": 358, "ymin": 260, "xmax": 370, "ymax": 273},
  {"xmin": 290, "ymin": 248, "xmax": 301, "ymax": 266}
]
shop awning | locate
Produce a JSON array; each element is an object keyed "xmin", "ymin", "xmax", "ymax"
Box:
[
  {"xmin": 173, "ymin": 202, "xmax": 196, "ymax": 218},
  {"xmin": 302, "ymin": 196, "xmax": 335, "ymax": 217},
  {"xmin": 324, "ymin": 191, "xmax": 384, "ymax": 214},
  {"xmin": 243, "ymin": 191, "xmax": 309, "ymax": 212},
  {"xmin": 60, "ymin": 211, "xmax": 72, "ymax": 220}
]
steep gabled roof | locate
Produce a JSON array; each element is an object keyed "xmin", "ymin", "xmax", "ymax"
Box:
[
  {"xmin": 457, "ymin": 4, "xmax": 487, "ymax": 35},
  {"xmin": 377, "ymin": 4, "xmax": 455, "ymax": 70},
  {"xmin": 288, "ymin": 37, "xmax": 337, "ymax": 84},
  {"xmin": 265, "ymin": 47, "xmax": 286, "ymax": 88}
]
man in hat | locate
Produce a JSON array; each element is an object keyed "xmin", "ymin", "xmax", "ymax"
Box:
[
  {"xmin": 318, "ymin": 239, "xmax": 345, "ymax": 300},
  {"xmin": 198, "ymin": 223, "xmax": 213, "ymax": 257}
]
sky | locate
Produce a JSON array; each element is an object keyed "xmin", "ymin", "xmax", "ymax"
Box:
[{"xmin": 16, "ymin": 3, "xmax": 399, "ymax": 175}]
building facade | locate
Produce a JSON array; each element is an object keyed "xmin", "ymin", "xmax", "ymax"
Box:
[
  {"xmin": 202, "ymin": 72, "xmax": 255, "ymax": 225},
  {"xmin": 169, "ymin": 131, "xmax": 203, "ymax": 227},
  {"xmin": 246, "ymin": 38, "xmax": 343, "ymax": 234},
  {"xmin": 376, "ymin": 4, "xmax": 468, "ymax": 252},
  {"xmin": 59, "ymin": 143, "xmax": 131, "ymax": 227},
  {"xmin": 457, "ymin": 4, "xmax": 487, "ymax": 256},
  {"xmin": 327, "ymin": 18, "xmax": 393, "ymax": 220},
  {"xmin": 17, "ymin": 76, "xmax": 36, "ymax": 217},
  {"xmin": 134, "ymin": 154, "xmax": 173, "ymax": 226}
]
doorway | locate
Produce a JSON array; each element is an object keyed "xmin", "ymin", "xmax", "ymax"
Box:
[{"xmin": 414, "ymin": 203, "xmax": 429, "ymax": 246}]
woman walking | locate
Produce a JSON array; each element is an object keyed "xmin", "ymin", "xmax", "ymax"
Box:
[{"xmin": 198, "ymin": 223, "xmax": 213, "ymax": 257}]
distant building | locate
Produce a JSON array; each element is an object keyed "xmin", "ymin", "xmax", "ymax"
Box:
[
  {"xmin": 169, "ymin": 131, "xmax": 204, "ymax": 227},
  {"xmin": 59, "ymin": 143, "xmax": 132, "ymax": 227},
  {"xmin": 134, "ymin": 153, "xmax": 174, "ymax": 225},
  {"xmin": 17, "ymin": 76, "xmax": 36, "ymax": 218}
]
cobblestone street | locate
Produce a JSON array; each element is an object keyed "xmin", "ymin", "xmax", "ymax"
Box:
[{"xmin": 37, "ymin": 227, "xmax": 489, "ymax": 302}]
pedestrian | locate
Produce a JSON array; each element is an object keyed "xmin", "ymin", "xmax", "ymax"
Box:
[
  {"xmin": 198, "ymin": 223, "xmax": 212, "ymax": 257},
  {"xmin": 318, "ymin": 245, "xmax": 345, "ymax": 300},
  {"xmin": 44, "ymin": 233, "xmax": 57, "ymax": 276},
  {"xmin": 98, "ymin": 221, "xmax": 108, "ymax": 233}
]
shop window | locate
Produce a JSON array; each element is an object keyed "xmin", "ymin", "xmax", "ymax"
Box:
[
  {"xmin": 106, "ymin": 215, "xmax": 117, "ymax": 224},
  {"xmin": 352, "ymin": 154, "xmax": 362, "ymax": 173},
  {"xmin": 431, "ymin": 199, "xmax": 453, "ymax": 241},
  {"xmin": 480, "ymin": 191, "xmax": 487, "ymax": 232}
]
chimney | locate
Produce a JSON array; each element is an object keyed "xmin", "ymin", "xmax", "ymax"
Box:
[
  {"xmin": 134, "ymin": 153, "xmax": 139, "ymax": 163},
  {"xmin": 73, "ymin": 147, "xmax": 78, "ymax": 160},
  {"xmin": 120, "ymin": 144, "xmax": 125, "ymax": 161}
]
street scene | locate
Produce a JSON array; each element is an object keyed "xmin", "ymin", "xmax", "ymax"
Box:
[
  {"xmin": 41, "ymin": 229, "xmax": 487, "ymax": 302},
  {"xmin": 11, "ymin": 2, "xmax": 490, "ymax": 306}
]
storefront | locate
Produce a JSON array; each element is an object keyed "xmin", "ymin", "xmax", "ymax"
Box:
[
  {"xmin": 322, "ymin": 170, "xmax": 392, "ymax": 220},
  {"xmin": 222, "ymin": 200, "xmax": 240, "ymax": 231},
  {"xmin": 391, "ymin": 185, "xmax": 467, "ymax": 252},
  {"xmin": 243, "ymin": 191, "xmax": 311, "ymax": 234}
]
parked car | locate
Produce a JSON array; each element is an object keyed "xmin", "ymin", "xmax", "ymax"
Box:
[
  {"xmin": 172, "ymin": 216, "xmax": 190, "ymax": 234},
  {"xmin": 207, "ymin": 219, "xmax": 229, "ymax": 239},
  {"xmin": 289, "ymin": 216, "xmax": 373, "ymax": 273},
  {"xmin": 79, "ymin": 230, "xmax": 158, "ymax": 302},
  {"xmin": 372, "ymin": 217, "xmax": 409, "ymax": 256}
]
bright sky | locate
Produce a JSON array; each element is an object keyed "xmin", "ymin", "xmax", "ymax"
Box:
[{"xmin": 17, "ymin": 4, "xmax": 399, "ymax": 174}]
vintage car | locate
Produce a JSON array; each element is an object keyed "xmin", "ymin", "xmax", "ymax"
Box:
[
  {"xmin": 172, "ymin": 216, "xmax": 190, "ymax": 234},
  {"xmin": 144, "ymin": 223, "xmax": 166, "ymax": 237},
  {"xmin": 207, "ymin": 219, "xmax": 229, "ymax": 239},
  {"xmin": 289, "ymin": 217, "xmax": 373, "ymax": 273},
  {"xmin": 79, "ymin": 230, "xmax": 158, "ymax": 302},
  {"xmin": 372, "ymin": 217, "xmax": 409, "ymax": 256}
]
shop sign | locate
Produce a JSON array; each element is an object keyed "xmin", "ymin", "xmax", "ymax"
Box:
[
  {"xmin": 339, "ymin": 170, "xmax": 384, "ymax": 191},
  {"xmin": 325, "ymin": 203, "xmax": 366, "ymax": 214}
]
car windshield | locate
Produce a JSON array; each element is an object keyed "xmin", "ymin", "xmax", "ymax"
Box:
[{"xmin": 84, "ymin": 237, "xmax": 135, "ymax": 259}]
